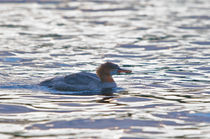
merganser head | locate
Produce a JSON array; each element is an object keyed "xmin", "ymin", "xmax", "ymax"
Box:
[{"xmin": 96, "ymin": 62, "xmax": 132, "ymax": 81}]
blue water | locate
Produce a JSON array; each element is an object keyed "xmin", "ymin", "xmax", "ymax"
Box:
[{"xmin": 0, "ymin": 0, "xmax": 210, "ymax": 138}]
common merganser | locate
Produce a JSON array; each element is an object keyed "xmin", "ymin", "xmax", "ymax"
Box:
[{"xmin": 40, "ymin": 62, "xmax": 131, "ymax": 91}]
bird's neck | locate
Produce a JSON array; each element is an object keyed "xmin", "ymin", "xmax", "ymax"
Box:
[{"xmin": 100, "ymin": 75, "xmax": 114, "ymax": 83}]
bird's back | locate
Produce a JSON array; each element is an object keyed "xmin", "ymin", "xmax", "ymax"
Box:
[
  {"xmin": 40, "ymin": 72, "xmax": 102, "ymax": 91},
  {"xmin": 64, "ymin": 72, "xmax": 100, "ymax": 85}
]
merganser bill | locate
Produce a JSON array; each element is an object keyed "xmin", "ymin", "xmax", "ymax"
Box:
[{"xmin": 40, "ymin": 62, "xmax": 131, "ymax": 91}]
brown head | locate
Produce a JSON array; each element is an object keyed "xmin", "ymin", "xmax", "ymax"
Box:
[{"xmin": 96, "ymin": 62, "xmax": 132, "ymax": 82}]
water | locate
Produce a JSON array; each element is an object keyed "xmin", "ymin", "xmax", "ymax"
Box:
[{"xmin": 0, "ymin": 0, "xmax": 210, "ymax": 138}]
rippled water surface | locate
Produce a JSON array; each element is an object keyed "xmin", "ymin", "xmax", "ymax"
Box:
[{"xmin": 0, "ymin": 0, "xmax": 210, "ymax": 138}]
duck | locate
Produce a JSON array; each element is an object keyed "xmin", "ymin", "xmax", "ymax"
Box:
[{"xmin": 40, "ymin": 62, "xmax": 131, "ymax": 92}]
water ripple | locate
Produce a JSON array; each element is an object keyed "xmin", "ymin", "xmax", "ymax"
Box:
[{"xmin": 0, "ymin": 0, "xmax": 210, "ymax": 138}]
